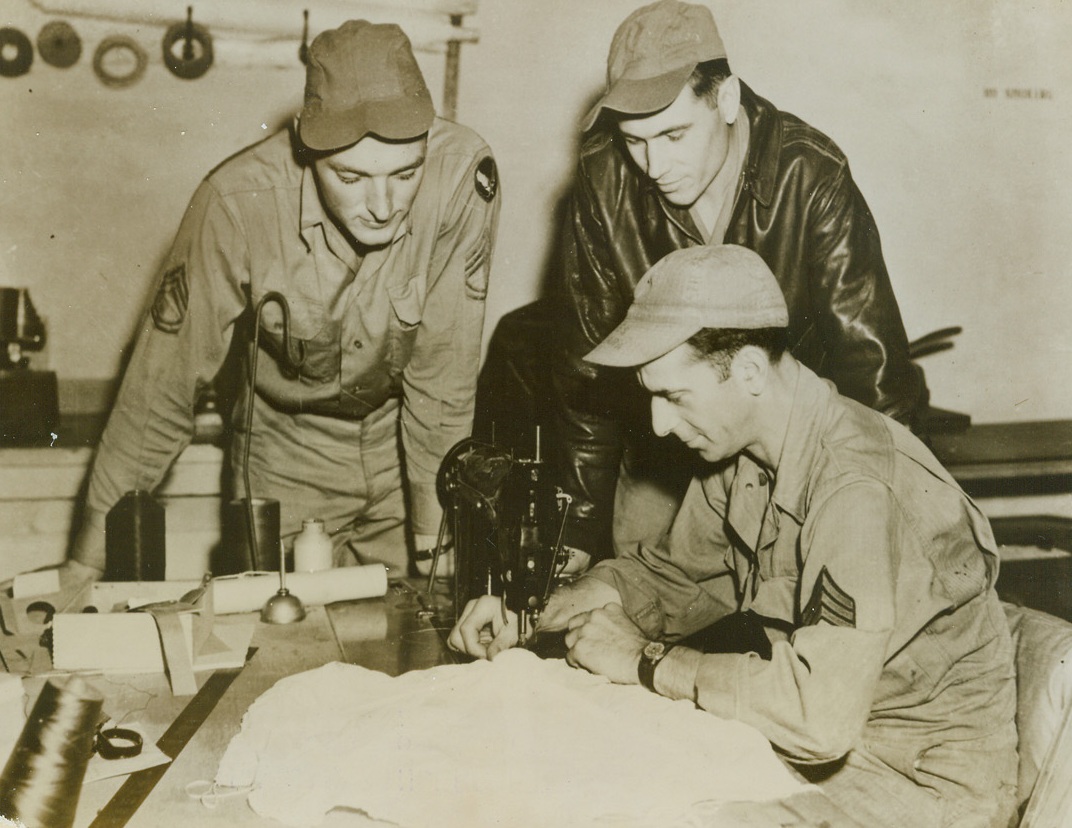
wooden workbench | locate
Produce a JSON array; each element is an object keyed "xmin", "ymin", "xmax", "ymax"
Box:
[
  {"xmin": 48, "ymin": 581, "xmax": 863, "ymax": 828},
  {"xmin": 929, "ymin": 419, "xmax": 1072, "ymax": 485}
]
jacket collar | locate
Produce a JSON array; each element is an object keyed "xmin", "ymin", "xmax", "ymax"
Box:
[{"xmin": 738, "ymin": 80, "xmax": 781, "ymax": 210}]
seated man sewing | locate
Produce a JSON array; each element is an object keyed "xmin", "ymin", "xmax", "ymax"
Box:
[{"xmin": 450, "ymin": 246, "xmax": 1018, "ymax": 828}]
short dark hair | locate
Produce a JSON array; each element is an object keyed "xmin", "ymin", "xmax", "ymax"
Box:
[
  {"xmin": 687, "ymin": 59, "xmax": 732, "ymax": 107},
  {"xmin": 684, "ymin": 327, "xmax": 787, "ymax": 379}
]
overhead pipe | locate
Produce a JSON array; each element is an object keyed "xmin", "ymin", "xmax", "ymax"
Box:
[{"xmin": 24, "ymin": 0, "xmax": 479, "ymax": 53}]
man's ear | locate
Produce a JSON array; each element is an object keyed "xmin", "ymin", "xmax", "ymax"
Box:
[
  {"xmin": 717, "ymin": 75, "xmax": 741, "ymax": 125},
  {"xmin": 732, "ymin": 345, "xmax": 769, "ymax": 395}
]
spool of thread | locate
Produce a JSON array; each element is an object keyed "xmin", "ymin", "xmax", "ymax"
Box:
[
  {"xmin": 0, "ymin": 676, "xmax": 103, "ymax": 828},
  {"xmin": 105, "ymin": 489, "xmax": 166, "ymax": 582},
  {"xmin": 218, "ymin": 498, "xmax": 281, "ymax": 575}
]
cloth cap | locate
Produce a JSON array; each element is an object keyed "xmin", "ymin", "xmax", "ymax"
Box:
[
  {"xmin": 585, "ymin": 245, "xmax": 788, "ymax": 367},
  {"xmin": 299, "ymin": 20, "xmax": 434, "ymax": 151},
  {"xmin": 581, "ymin": 0, "xmax": 726, "ymax": 131}
]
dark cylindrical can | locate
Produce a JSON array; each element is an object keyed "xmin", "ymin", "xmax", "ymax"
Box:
[{"xmin": 104, "ymin": 489, "xmax": 166, "ymax": 582}]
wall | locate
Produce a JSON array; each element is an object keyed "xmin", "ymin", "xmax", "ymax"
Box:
[
  {"xmin": 1, "ymin": 0, "xmax": 445, "ymax": 412},
  {"xmin": 2, "ymin": 0, "xmax": 1070, "ymax": 424}
]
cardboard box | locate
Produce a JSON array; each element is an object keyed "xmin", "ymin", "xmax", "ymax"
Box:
[{"xmin": 51, "ymin": 581, "xmax": 253, "ymax": 696}]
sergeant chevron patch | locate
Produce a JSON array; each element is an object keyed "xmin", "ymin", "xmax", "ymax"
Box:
[
  {"xmin": 802, "ymin": 566, "xmax": 856, "ymax": 628},
  {"xmin": 151, "ymin": 263, "xmax": 189, "ymax": 334},
  {"xmin": 464, "ymin": 227, "xmax": 491, "ymax": 299}
]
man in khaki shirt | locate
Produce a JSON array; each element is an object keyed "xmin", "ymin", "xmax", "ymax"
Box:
[
  {"xmin": 453, "ymin": 246, "xmax": 1016, "ymax": 828},
  {"xmin": 69, "ymin": 20, "xmax": 499, "ymax": 577}
]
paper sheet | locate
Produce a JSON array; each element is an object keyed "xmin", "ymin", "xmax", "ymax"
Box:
[
  {"xmin": 83, "ymin": 721, "xmax": 170, "ymax": 784},
  {"xmin": 216, "ymin": 650, "xmax": 808, "ymax": 828}
]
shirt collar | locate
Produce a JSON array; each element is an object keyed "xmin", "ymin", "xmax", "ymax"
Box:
[
  {"xmin": 687, "ymin": 108, "xmax": 750, "ymax": 243},
  {"xmin": 299, "ymin": 163, "xmax": 325, "ymax": 245},
  {"xmin": 766, "ymin": 364, "xmax": 834, "ymax": 523}
]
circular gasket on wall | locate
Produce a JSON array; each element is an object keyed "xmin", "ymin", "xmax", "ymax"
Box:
[
  {"xmin": 37, "ymin": 20, "xmax": 82, "ymax": 69},
  {"xmin": 162, "ymin": 19, "xmax": 213, "ymax": 80},
  {"xmin": 93, "ymin": 35, "xmax": 148, "ymax": 89},
  {"xmin": 0, "ymin": 27, "xmax": 34, "ymax": 78}
]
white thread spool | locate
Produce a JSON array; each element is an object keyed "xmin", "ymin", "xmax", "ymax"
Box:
[{"xmin": 293, "ymin": 519, "xmax": 333, "ymax": 573}]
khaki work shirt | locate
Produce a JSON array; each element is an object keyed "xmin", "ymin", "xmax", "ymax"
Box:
[
  {"xmin": 589, "ymin": 366, "xmax": 1016, "ymax": 773},
  {"xmin": 83, "ymin": 119, "xmax": 499, "ymax": 566}
]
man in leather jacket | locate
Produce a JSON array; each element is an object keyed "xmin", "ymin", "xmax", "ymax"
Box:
[{"xmin": 550, "ymin": 0, "xmax": 928, "ymax": 564}]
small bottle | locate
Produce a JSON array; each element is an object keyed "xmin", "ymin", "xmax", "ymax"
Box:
[{"xmin": 292, "ymin": 519, "xmax": 333, "ymax": 572}]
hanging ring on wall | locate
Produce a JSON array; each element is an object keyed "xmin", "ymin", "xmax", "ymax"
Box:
[
  {"xmin": 0, "ymin": 27, "xmax": 34, "ymax": 78},
  {"xmin": 298, "ymin": 9, "xmax": 310, "ymax": 65},
  {"xmin": 163, "ymin": 7, "xmax": 213, "ymax": 80},
  {"xmin": 93, "ymin": 35, "xmax": 148, "ymax": 89},
  {"xmin": 37, "ymin": 20, "xmax": 82, "ymax": 69}
]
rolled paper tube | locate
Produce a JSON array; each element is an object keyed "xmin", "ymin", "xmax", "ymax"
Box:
[
  {"xmin": 0, "ymin": 675, "xmax": 103, "ymax": 828},
  {"xmin": 329, "ymin": 601, "xmax": 390, "ymax": 643},
  {"xmin": 212, "ymin": 564, "xmax": 388, "ymax": 615}
]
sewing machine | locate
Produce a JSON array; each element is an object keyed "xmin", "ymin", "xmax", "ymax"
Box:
[{"xmin": 431, "ymin": 430, "xmax": 572, "ymax": 645}]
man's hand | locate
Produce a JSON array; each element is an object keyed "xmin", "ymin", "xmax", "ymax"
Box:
[
  {"xmin": 448, "ymin": 595, "xmax": 518, "ymax": 659},
  {"xmin": 564, "ymin": 602, "xmax": 648, "ymax": 685},
  {"xmin": 69, "ymin": 516, "xmax": 107, "ymax": 572},
  {"xmin": 57, "ymin": 559, "xmax": 104, "ymax": 588}
]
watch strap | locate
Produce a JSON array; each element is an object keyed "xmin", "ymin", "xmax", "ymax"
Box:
[{"xmin": 638, "ymin": 642, "xmax": 674, "ymax": 692}]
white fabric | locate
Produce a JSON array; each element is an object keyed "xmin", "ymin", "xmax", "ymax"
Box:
[{"xmin": 216, "ymin": 650, "xmax": 808, "ymax": 828}]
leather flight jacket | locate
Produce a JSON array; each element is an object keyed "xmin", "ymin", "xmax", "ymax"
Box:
[{"xmin": 549, "ymin": 81, "xmax": 929, "ymax": 560}]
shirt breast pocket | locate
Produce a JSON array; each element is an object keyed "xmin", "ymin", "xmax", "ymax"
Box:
[
  {"xmin": 258, "ymin": 298, "xmax": 339, "ymax": 384},
  {"xmin": 386, "ymin": 277, "xmax": 423, "ymax": 376},
  {"xmin": 750, "ymin": 575, "xmax": 797, "ymax": 624}
]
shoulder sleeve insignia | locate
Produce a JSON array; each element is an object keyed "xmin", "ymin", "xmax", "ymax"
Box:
[
  {"xmin": 474, "ymin": 156, "xmax": 497, "ymax": 203},
  {"xmin": 801, "ymin": 566, "xmax": 856, "ymax": 628},
  {"xmin": 150, "ymin": 263, "xmax": 189, "ymax": 334}
]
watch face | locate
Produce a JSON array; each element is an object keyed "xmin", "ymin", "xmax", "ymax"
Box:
[{"xmin": 643, "ymin": 641, "xmax": 666, "ymax": 661}]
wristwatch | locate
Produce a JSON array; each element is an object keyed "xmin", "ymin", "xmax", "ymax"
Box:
[{"xmin": 637, "ymin": 640, "xmax": 674, "ymax": 693}]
